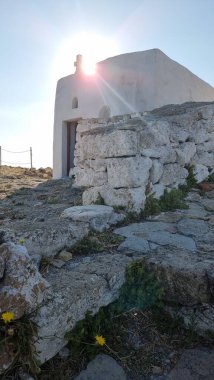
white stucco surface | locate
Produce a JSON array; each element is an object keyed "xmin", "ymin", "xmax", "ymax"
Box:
[{"xmin": 53, "ymin": 49, "xmax": 214, "ymax": 178}]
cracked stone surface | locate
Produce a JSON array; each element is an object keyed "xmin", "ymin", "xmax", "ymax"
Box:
[
  {"xmin": 0, "ymin": 178, "xmax": 86, "ymax": 264},
  {"xmin": 115, "ymin": 189, "xmax": 214, "ymax": 335},
  {"xmin": 34, "ymin": 253, "xmax": 133, "ymax": 363}
]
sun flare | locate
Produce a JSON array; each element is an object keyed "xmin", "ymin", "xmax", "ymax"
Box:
[{"xmin": 52, "ymin": 32, "xmax": 119, "ymax": 80}]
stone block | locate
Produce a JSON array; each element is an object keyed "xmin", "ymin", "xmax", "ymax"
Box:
[
  {"xmin": 196, "ymin": 152, "xmax": 214, "ymax": 168},
  {"xmin": 150, "ymin": 160, "xmax": 163, "ymax": 184},
  {"xmin": 151, "ymin": 184, "xmax": 166, "ymax": 198},
  {"xmin": 75, "ymin": 168, "xmax": 107, "ymax": 187},
  {"xmin": 107, "ymin": 157, "xmax": 152, "ymax": 188},
  {"xmin": 83, "ymin": 185, "xmax": 146, "ymax": 212},
  {"xmin": 139, "ymin": 120, "xmax": 170, "ymax": 149},
  {"xmin": 161, "ymin": 164, "xmax": 188, "ymax": 186},
  {"xmin": 176, "ymin": 142, "xmax": 196, "ymax": 165},
  {"xmin": 170, "ymin": 129, "xmax": 190, "ymax": 143},
  {"xmin": 142, "ymin": 146, "xmax": 177, "ymax": 164},
  {"xmin": 194, "ymin": 164, "xmax": 209, "ymax": 183},
  {"xmin": 80, "ymin": 129, "xmax": 138, "ymax": 160}
]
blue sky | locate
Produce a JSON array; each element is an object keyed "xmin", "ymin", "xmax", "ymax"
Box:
[{"xmin": 0, "ymin": 0, "xmax": 214, "ymax": 168}]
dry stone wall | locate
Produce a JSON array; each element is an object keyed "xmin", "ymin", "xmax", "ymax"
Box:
[{"xmin": 72, "ymin": 103, "xmax": 214, "ymax": 211}]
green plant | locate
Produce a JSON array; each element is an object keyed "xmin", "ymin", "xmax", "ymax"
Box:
[
  {"xmin": 159, "ymin": 188, "xmax": 188, "ymax": 212},
  {"xmin": 66, "ymin": 308, "xmax": 112, "ymax": 360},
  {"xmin": 113, "ymin": 261, "xmax": 164, "ymax": 312},
  {"xmin": 39, "ymin": 256, "xmax": 52, "ymax": 274},
  {"xmin": 0, "ymin": 313, "xmax": 40, "ymax": 375},
  {"xmin": 69, "ymin": 231, "xmax": 124, "ymax": 256},
  {"xmin": 94, "ymin": 193, "xmax": 105, "ymax": 205},
  {"xmin": 186, "ymin": 165, "xmax": 197, "ymax": 189},
  {"xmin": 142, "ymin": 194, "xmax": 161, "ymax": 218},
  {"xmin": 65, "ymin": 261, "xmax": 163, "ymax": 361},
  {"xmin": 207, "ymin": 172, "xmax": 214, "ymax": 183},
  {"xmin": 116, "ymin": 211, "xmax": 142, "ymax": 227},
  {"xmin": 113, "ymin": 205, "xmax": 126, "ymax": 213}
]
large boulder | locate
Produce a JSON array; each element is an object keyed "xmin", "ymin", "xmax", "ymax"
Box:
[{"xmin": 0, "ymin": 243, "xmax": 49, "ymax": 319}]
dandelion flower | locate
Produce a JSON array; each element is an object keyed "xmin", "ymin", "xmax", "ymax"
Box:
[
  {"xmin": 95, "ymin": 335, "xmax": 106, "ymax": 346},
  {"xmin": 19, "ymin": 238, "xmax": 25, "ymax": 245},
  {"xmin": 2, "ymin": 311, "xmax": 15, "ymax": 324}
]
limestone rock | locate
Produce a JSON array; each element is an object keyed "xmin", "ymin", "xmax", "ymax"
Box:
[
  {"xmin": 34, "ymin": 253, "xmax": 133, "ymax": 363},
  {"xmin": 61, "ymin": 205, "xmax": 124, "ymax": 232},
  {"xmin": 202, "ymin": 198, "xmax": 214, "ymax": 212},
  {"xmin": 193, "ymin": 164, "xmax": 209, "ymax": 183},
  {"xmin": 167, "ymin": 348, "xmax": 214, "ymax": 380},
  {"xmin": 139, "ymin": 120, "xmax": 170, "ymax": 149},
  {"xmin": 151, "ymin": 184, "xmax": 166, "ymax": 198},
  {"xmin": 74, "ymin": 168, "xmax": 107, "ymax": 187},
  {"xmin": 106, "ymin": 157, "xmax": 152, "ymax": 188},
  {"xmin": 177, "ymin": 218, "xmax": 209, "ymax": 238},
  {"xmin": 170, "ymin": 129, "xmax": 190, "ymax": 143},
  {"xmin": 196, "ymin": 152, "xmax": 214, "ymax": 168},
  {"xmin": 168, "ymin": 304, "xmax": 214, "ymax": 337},
  {"xmin": 82, "ymin": 185, "xmax": 146, "ymax": 212},
  {"xmin": 118, "ymin": 236, "xmax": 150, "ymax": 253},
  {"xmin": 144, "ymin": 246, "xmax": 213, "ymax": 305},
  {"xmin": 74, "ymin": 354, "xmax": 127, "ymax": 380},
  {"xmin": 80, "ymin": 129, "xmax": 138, "ymax": 160},
  {"xmin": 161, "ymin": 164, "xmax": 188, "ymax": 186},
  {"xmin": 150, "ymin": 160, "xmax": 164, "ymax": 184},
  {"xmin": 176, "ymin": 142, "xmax": 196, "ymax": 165},
  {"xmin": 0, "ymin": 243, "xmax": 49, "ymax": 319},
  {"xmin": 23, "ymin": 221, "xmax": 89, "ymax": 262},
  {"xmin": 148, "ymin": 231, "xmax": 196, "ymax": 252},
  {"xmin": 142, "ymin": 146, "xmax": 177, "ymax": 164}
]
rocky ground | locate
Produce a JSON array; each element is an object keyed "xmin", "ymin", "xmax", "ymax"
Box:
[{"xmin": 0, "ymin": 166, "xmax": 214, "ymax": 380}]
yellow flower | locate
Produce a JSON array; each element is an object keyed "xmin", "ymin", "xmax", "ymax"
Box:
[
  {"xmin": 2, "ymin": 311, "xmax": 15, "ymax": 324},
  {"xmin": 95, "ymin": 335, "xmax": 106, "ymax": 346},
  {"xmin": 19, "ymin": 238, "xmax": 25, "ymax": 245}
]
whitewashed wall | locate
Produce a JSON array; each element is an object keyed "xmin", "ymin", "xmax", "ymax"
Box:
[
  {"xmin": 72, "ymin": 103, "xmax": 214, "ymax": 211},
  {"xmin": 53, "ymin": 49, "xmax": 214, "ymax": 178}
]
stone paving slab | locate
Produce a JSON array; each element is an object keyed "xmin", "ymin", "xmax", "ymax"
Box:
[
  {"xmin": 166, "ymin": 348, "xmax": 214, "ymax": 380},
  {"xmin": 74, "ymin": 354, "xmax": 127, "ymax": 380}
]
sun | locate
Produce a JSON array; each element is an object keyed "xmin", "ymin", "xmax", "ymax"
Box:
[
  {"xmin": 51, "ymin": 32, "xmax": 119, "ymax": 80},
  {"xmin": 81, "ymin": 58, "xmax": 96, "ymax": 76}
]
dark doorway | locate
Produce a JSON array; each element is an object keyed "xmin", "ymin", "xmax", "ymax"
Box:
[{"xmin": 67, "ymin": 121, "xmax": 77, "ymax": 176}]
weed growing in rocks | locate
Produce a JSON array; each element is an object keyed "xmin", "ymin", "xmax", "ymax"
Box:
[
  {"xmin": 113, "ymin": 205, "xmax": 126, "ymax": 213},
  {"xmin": 94, "ymin": 193, "xmax": 105, "ymax": 205},
  {"xmin": 142, "ymin": 194, "xmax": 161, "ymax": 218},
  {"xmin": 65, "ymin": 260, "xmax": 164, "ymax": 361},
  {"xmin": 116, "ymin": 166, "xmax": 198, "ymax": 225},
  {"xmin": 158, "ymin": 188, "xmax": 188, "ymax": 212},
  {"xmin": 0, "ymin": 312, "xmax": 40, "ymax": 376},
  {"xmin": 207, "ymin": 172, "xmax": 214, "ymax": 183},
  {"xmin": 68, "ymin": 231, "xmax": 124, "ymax": 256},
  {"xmin": 113, "ymin": 261, "xmax": 164, "ymax": 312},
  {"xmin": 186, "ymin": 165, "xmax": 198, "ymax": 189}
]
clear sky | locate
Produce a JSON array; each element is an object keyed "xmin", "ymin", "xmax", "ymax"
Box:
[{"xmin": 0, "ymin": 0, "xmax": 214, "ymax": 168}]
